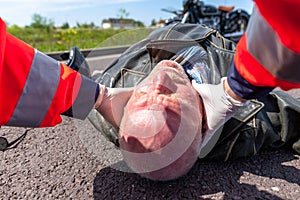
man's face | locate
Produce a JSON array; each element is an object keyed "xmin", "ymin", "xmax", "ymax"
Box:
[{"xmin": 119, "ymin": 60, "xmax": 204, "ymax": 181}]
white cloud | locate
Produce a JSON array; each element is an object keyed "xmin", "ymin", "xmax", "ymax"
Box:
[
  {"xmin": 0, "ymin": 0, "xmax": 144, "ymax": 3},
  {"xmin": 0, "ymin": 0, "xmax": 145, "ymax": 13},
  {"xmin": 0, "ymin": 0, "xmax": 146, "ymax": 26}
]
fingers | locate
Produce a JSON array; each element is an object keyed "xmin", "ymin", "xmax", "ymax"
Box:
[
  {"xmin": 94, "ymin": 84, "xmax": 107, "ymax": 109},
  {"xmin": 191, "ymin": 80, "xmax": 214, "ymax": 107},
  {"xmin": 96, "ymin": 87, "xmax": 134, "ymax": 130}
]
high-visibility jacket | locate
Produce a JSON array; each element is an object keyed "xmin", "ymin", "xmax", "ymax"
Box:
[
  {"xmin": 228, "ymin": 0, "xmax": 300, "ymax": 99},
  {"xmin": 0, "ymin": 18, "xmax": 99, "ymax": 127}
]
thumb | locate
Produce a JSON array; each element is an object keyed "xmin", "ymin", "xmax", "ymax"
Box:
[
  {"xmin": 191, "ymin": 79, "xmax": 204, "ymax": 94},
  {"xmin": 191, "ymin": 80, "xmax": 215, "ymax": 107}
]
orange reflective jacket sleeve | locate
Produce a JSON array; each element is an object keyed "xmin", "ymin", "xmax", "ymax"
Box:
[
  {"xmin": 227, "ymin": 0, "xmax": 300, "ymax": 99},
  {"xmin": 0, "ymin": 19, "xmax": 98, "ymax": 127}
]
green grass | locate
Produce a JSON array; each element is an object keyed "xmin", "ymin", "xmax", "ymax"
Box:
[{"xmin": 7, "ymin": 26, "xmax": 156, "ymax": 53}]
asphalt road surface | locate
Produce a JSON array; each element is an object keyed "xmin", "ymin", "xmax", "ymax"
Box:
[{"xmin": 0, "ymin": 54, "xmax": 299, "ymax": 200}]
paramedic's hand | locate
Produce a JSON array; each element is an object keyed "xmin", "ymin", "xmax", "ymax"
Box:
[
  {"xmin": 95, "ymin": 85, "xmax": 134, "ymax": 129},
  {"xmin": 192, "ymin": 77, "xmax": 248, "ymax": 157}
]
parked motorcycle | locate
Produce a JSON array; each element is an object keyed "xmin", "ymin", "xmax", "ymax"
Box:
[{"xmin": 162, "ymin": 0, "xmax": 250, "ymax": 42}]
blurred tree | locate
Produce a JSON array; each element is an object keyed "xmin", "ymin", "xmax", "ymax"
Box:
[
  {"xmin": 151, "ymin": 19, "xmax": 157, "ymax": 26},
  {"xmin": 117, "ymin": 8, "xmax": 130, "ymax": 19},
  {"xmin": 60, "ymin": 22, "xmax": 70, "ymax": 29},
  {"xmin": 30, "ymin": 13, "xmax": 55, "ymax": 31},
  {"xmin": 133, "ymin": 20, "xmax": 145, "ymax": 27},
  {"xmin": 76, "ymin": 22, "xmax": 96, "ymax": 29}
]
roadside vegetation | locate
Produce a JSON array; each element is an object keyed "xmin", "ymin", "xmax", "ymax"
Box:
[{"xmin": 6, "ymin": 14, "xmax": 156, "ymax": 53}]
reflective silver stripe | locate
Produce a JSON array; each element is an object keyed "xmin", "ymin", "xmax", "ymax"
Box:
[
  {"xmin": 71, "ymin": 75, "xmax": 98, "ymax": 119},
  {"xmin": 247, "ymin": 8, "xmax": 300, "ymax": 83},
  {"xmin": 7, "ymin": 50, "xmax": 60, "ymax": 127}
]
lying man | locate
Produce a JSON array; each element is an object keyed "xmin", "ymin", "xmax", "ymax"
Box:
[
  {"xmin": 92, "ymin": 44, "xmax": 247, "ymax": 181},
  {"xmin": 89, "ymin": 23, "xmax": 300, "ymax": 181}
]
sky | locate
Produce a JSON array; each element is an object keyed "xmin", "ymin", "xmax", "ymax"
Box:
[{"xmin": 0, "ymin": 0, "xmax": 254, "ymax": 27}]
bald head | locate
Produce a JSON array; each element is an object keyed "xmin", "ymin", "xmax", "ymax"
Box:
[{"xmin": 119, "ymin": 60, "xmax": 204, "ymax": 181}]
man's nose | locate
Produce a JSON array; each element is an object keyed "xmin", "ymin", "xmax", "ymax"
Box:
[{"xmin": 153, "ymin": 70, "xmax": 177, "ymax": 93}]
